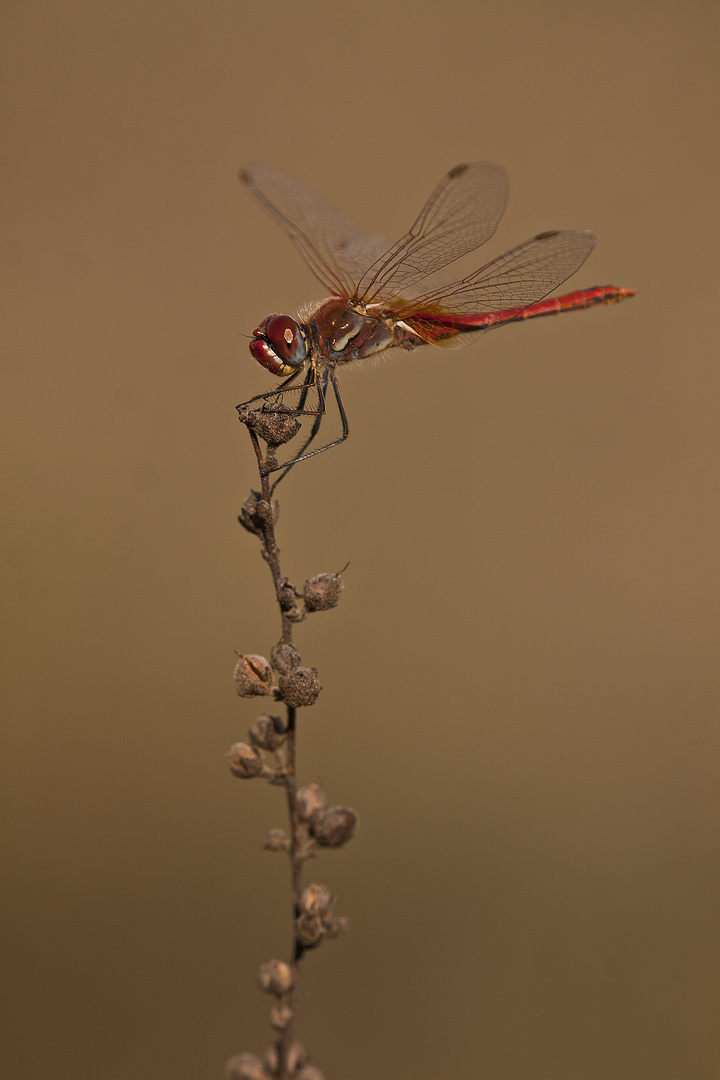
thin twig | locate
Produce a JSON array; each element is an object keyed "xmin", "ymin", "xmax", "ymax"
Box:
[{"xmin": 226, "ymin": 411, "xmax": 355, "ymax": 1080}]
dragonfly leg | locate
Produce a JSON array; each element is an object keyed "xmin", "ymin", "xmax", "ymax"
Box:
[
  {"xmin": 266, "ymin": 366, "xmax": 350, "ymax": 491},
  {"xmin": 237, "ymin": 363, "xmax": 319, "ymax": 415},
  {"xmin": 266, "ymin": 368, "xmax": 329, "ymax": 490}
]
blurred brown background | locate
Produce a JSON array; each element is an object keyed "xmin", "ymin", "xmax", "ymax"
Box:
[{"xmin": 2, "ymin": 2, "xmax": 718, "ymax": 1078}]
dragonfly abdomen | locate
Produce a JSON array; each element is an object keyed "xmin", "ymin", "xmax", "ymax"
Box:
[
  {"xmin": 409, "ymin": 285, "xmax": 635, "ymax": 342},
  {"xmin": 501, "ymin": 285, "xmax": 636, "ymax": 324}
]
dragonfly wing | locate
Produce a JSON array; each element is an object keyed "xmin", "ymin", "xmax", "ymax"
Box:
[
  {"xmin": 399, "ymin": 229, "xmax": 598, "ymax": 317},
  {"xmin": 356, "ymin": 162, "xmax": 509, "ymax": 304},
  {"xmin": 241, "ymin": 164, "xmax": 391, "ymax": 298}
]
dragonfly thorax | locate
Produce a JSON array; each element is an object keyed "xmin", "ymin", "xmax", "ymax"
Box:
[{"xmin": 305, "ymin": 297, "xmax": 422, "ymax": 365}]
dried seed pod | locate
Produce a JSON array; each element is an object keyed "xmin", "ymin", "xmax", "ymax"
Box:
[
  {"xmin": 324, "ymin": 915, "xmax": 351, "ymax": 939},
  {"xmin": 257, "ymin": 959, "xmax": 294, "ymax": 996},
  {"xmin": 286, "ymin": 1042, "xmax": 308, "ymax": 1072},
  {"xmin": 233, "ymin": 654, "xmax": 273, "ymax": 697},
  {"xmin": 270, "ymin": 640, "xmax": 301, "ymax": 674},
  {"xmin": 296, "ymin": 1065, "xmax": 325, "ymax": 1080},
  {"xmin": 277, "ymin": 1041, "xmax": 306, "ymax": 1074},
  {"xmin": 299, "ymin": 882, "xmax": 335, "ymax": 917},
  {"xmin": 238, "ymin": 489, "xmax": 278, "ymax": 535},
  {"xmin": 310, "ymin": 806, "xmax": 358, "ymax": 848},
  {"xmin": 226, "ymin": 742, "xmax": 266, "ymax": 780},
  {"xmin": 263, "ymin": 828, "xmax": 291, "ymax": 852},
  {"xmin": 295, "ymin": 783, "xmax": 327, "ymax": 822},
  {"xmin": 279, "ymin": 666, "xmax": 321, "ymax": 707},
  {"xmin": 224, "ymin": 1051, "xmax": 270, "ymax": 1080},
  {"xmin": 243, "ymin": 402, "xmax": 302, "ymax": 447},
  {"xmin": 303, "ymin": 572, "xmax": 344, "ymax": 612},
  {"xmin": 277, "ymin": 578, "xmax": 299, "ymax": 611},
  {"xmin": 296, "ymin": 910, "xmax": 325, "ymax": 948},
  {"xmin": 269, "ymin": 1002, "xmax": 293, "ymax": 1030},
  {"xmin": 249, "ymin": 713, "xmax": 286, "ymax": 751},
  {"xmin": 263, "ymin": 1040, "xmax": 306, "ymax": 1075}
]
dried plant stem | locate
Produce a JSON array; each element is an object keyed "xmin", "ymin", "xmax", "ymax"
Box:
[
  {"xmin": 227, "ymin": 415, "xmax": 354, "ymax": 1080},
  {"xmin": 250, "ymin": 429, "xmax": 302, "ymax": 1078}
]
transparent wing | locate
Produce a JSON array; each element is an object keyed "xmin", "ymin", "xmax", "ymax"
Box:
[
  {"xmin": 355, "ymin": 162, "xmax": 509, "ymax": 303},
  {"xmin": 241, "ymin": 164, "xmax": 391, "ymax": 298},
  {"xmin": 397, "ymin": 229, "xmax": 598, "ymax": 318}
]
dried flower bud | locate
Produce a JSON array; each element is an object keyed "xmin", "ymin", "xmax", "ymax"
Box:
[
  {"xmin": 249, "ymin": 714, "xmax": 286, "ymax": 751},
  {"xmin": 238, "ymin": 489, "xmax": 278, "ymax": 535},
  {"xmin": 310, "ymin": 806, "xmax": 358, "ymax": 848},
  {"xmin": 269, "ymin": 1002, "xmax": 293, "ymax": 1030},
  {"xmin": 234, "ymin": 654, "xmax": 273, "ymax": 697},
  {"xmin": 296, "ymin": 910, "xmax": 325, "ymax": 948},
  {"xmin": 244, "ymin": 402, "xmax": 302, "ymax": 446},
  {"xmin": 264, "ymin": 828, "xmax": 291, "ymax": 852},
  {"xmin": 279, "ymin": 666, "xmax": 321, "ymax": 707},
  {"xmin": 277, "ymin": 578, "xmax": 299, "ymax": 611},
  {"xmin": 264, "ymin": 1040, "xmax": 306, "ymax": 1075},
  {"xmin": 287, "ymin": 1042, "xmax": 308, "ymax": 1073},
  {"xmin": 295, "ymin": 783, "xmax": 327, "ymax": 822},
  {"xmin": 262, "ymin": 1046, "xmax": 278, "ymax": 1076},
  {"xmin": 303, "ymin": 572, "xmax": 344, "ymax": 612},
  {"xmin": 224, "ymin": 1051, "xmax": 270, "ymax": 1080},
  {"xmin": 257, "ymin": 959, "xmax": 294, "ymax": 996},
  {"xmin": 226, "ymin": 742, "xmax": 266, "ymax": 779},
  {"xmin": 324, "ymin": 915, "xmax": 351, "ymax": 939},
  {"xmin": 300, "ymin": 883, "xmax": 335, "ymax": 917},
  {"xmin": 296, "ymin": 1065, "xmax": 325, "ymax": 1080},
  {"xmin": 270, "ymin": 641, "xmax": 301, "ymax": 674}
]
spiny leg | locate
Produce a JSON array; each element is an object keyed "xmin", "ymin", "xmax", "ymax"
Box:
[
  {"xmin": 268, "ymin": 365, "xmax": 350, "ymax": 491},
  {"xmin": 236, "ymin": 361, "xmax": 328, "ymax": 423},
  {"xmin": 236, "ymin": 365, "xmax": 306, "ymax": 413},
  {"xmin": 269, "ymin": 367, "xmax": 331, "ymax": 491}
]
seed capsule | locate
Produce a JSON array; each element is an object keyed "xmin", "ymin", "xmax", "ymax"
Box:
[
  {"xmin": 310, "ymin": 806, "xmax": 358, "ymax": 848},
  {"xmin": 303, "ymin": 572, "xmax": 344, "ymax": 612},
  {"xmin": 300, "ymin": 882, "xmax": 335, "ymax": 916},
  {"xmin": 233, "ymin": 654, "xmax": 273, "ymax": 697},
  {"xmin": 242, "ymin": 402, "xmax": 302, "ymax": 447},
  {"xmin": 269, "ymin": 1002, "xmax": 293, "ymax": 1030},
  {"xmin": 256, "ymin": 959, "xmax": 294, "ymax": 996},
  {"xmin": 279, "ymin": 666, "xmax": 321, "ymax": 707},
  {"xmin": 263, "ymin": 1039, "xmax": 306, "ymax": 1075},
  {"xmin": 276, "ymin": 579, "xmax": 299, "ymax": 611},
  {"xmin": 325, "ymin": 915, "xmax": 351, "ymax": 939},
  {"xmin": 264, "ymin": 828, "xmax": 291, "ymax": 852},
  {"xmin": 295, "ymin": 783, "xmax": 327, "ymax": 822},
  {"xmin": 270, "ymin": 641, "xmax": 301, "ymax": 674},
  {"xmin": 249, "ymin": 713, "xmax": 286, "ymax": 751},
  {"xmin": 238, "ymin": 489, "xmax": 278, "ymax": 535},
  {"xmin": 296, "ymin": 1065, "xmax": 325, "ymax": 1080},
  {"xmin": 224, "ymin": 1051, "xmax": 270, "ymax": 1080},
  {"xmin": 226, "ymin": 742, "xmax": 266, "ymax": 780},
  {"xmin": 296, "ymin": 911, "xmax": 325, "ymax": 947}
]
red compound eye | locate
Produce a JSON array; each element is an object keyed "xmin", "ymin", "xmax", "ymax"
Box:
[{"xmin": 264, "ymin": 315, "xmax": 306, "ymax": 368}]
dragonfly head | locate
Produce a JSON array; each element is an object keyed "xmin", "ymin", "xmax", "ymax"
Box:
[{"xmin": 250, "ymin": 315, "xmax": 307, "ymax": 377}]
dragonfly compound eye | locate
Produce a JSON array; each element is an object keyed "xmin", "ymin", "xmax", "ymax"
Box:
[{"xmin": 249, "ymin": 314, "xmax": 307, "ymax": 377}]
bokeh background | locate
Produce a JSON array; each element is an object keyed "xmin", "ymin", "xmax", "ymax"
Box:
[{"xmin": 2, "ymin": 3, "xmax": 718, "ymax": 1078}]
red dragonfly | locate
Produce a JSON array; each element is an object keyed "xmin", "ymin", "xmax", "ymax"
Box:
[{"xmin": 238, "ymin": 162, "xmax": 634, "ymax": 486}]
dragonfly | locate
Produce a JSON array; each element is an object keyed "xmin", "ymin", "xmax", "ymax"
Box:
[{"xmin": 238, "ymin": 162, "xmax": 634, "ymax": 487}]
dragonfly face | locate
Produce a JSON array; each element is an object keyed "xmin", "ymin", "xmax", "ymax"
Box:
[{"xmin": 250, "ymin": 314, "xmax": 308, "ymax": 377}]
